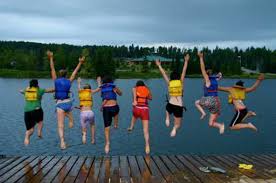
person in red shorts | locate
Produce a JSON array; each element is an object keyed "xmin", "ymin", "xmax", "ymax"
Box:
[{"xmin": 128, "ymin": 80, "xmax": 152, "ymax": 154}]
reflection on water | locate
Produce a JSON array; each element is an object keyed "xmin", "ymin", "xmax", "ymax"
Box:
[{"xmin": 0, "ymin": 78, "xmax": 276, "ymax": 155}]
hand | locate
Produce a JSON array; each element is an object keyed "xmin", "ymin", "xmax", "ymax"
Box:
[
  {"xmin": 132, "ymin": 101, "xmax": 137, "ymax": 106},
  {"xmin": 197, "ymin": 52, "xmax": 204, "ymax": 58},
  {"xmin": 184, "ymin": 54, "xmax": 190, "ymax": 62},
  {"xmin": 155, "ymin": 59, "xmax": 161, "ymax": 66},
  {"xmin": 79, "ymin": 56, "xmax": 85, "ymax": 64},
  {"xmin": 258, "ymin": 73, "xmax": 265, "ymax": 81},
  {"xmin": 46, "ymin": 50, "xmax": 53, "ymax": 59},
  {"xmin": 77, "ymin": 77, "xmax": 81, "ymax": 83}
]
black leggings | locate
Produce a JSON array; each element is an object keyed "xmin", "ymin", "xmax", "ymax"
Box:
[{"xmin": 103, "ymin": 105, "xmax": 120, "ymax": 127}]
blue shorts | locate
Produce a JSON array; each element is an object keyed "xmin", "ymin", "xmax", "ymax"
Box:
[{"xmin": 56, "ymin": 100, "xmax": 73, "ymax": 113}]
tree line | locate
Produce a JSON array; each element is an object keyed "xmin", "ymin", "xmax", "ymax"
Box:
[{"xmin": 0, "ymin": 41, "xmax": 276, "ymax": 77}]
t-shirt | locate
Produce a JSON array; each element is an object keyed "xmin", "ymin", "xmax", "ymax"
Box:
[{"xmin": 23, "ymin": 88, "xmax": 45, "ymax": 112}]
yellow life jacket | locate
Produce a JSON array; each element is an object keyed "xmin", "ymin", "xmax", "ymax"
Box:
[
  {"xmin": 168, "ymin": 80, "xmax": 182, "ymax": 96},
  {"xmin": 25, "ymin": 87, "xmax": 38, "ymax": 101},
  {"xmin": 228, "ymin": 87, "xmax": 246, "ymax": 104},
  {"xmin": 79, "ymin": 89, "xmax": 93, "ymax": 107}
]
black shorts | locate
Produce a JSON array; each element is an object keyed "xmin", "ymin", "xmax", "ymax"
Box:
[
  {"xmin": 24, "ymin": 108, "xmax": 43, "ymax": 130},
  {"xmin": 166, "ymin": 103, "xmax": 183, "ymax": 118},
  {"xmin": 103, "ymin": 105, "xmax": 120, "ymax": 128},
  {"xmin": 230, "ymin": 108, "xmax": 248, "ymax": 127}
]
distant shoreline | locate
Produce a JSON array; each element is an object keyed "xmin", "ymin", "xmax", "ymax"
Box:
[{"xmin": 1, "ymin": 69, "xmax": 276, "ymax": 79}]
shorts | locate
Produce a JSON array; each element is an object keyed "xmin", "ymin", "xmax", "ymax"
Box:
[
  {"xmin": 24, "ymin": 108, "xmax": 43, "ymax": 130},
  {"xmin": 103, "ymin": 105, "xmax": 120, "ymax": 128},
  {"xmin": 80, "ymin": 110, "xmax": 95, "ymax": 128},
  {"xmin": 199, "ymin": 96, "xmax": 221, "ymax": 114},
  {"xmin": 56, "ymin": 100, "xmax": 73, "ymax": 113},
  {"xmin": 133, "ymin": 106, "xmax": 149, "ymax": 120},
  {"xmin": 166, "ymin": 103, "xmax": 183, "ymax": 118},
  {"xmin": 230, "ymin": 108, "xmax": 248, "ymax": 127}
]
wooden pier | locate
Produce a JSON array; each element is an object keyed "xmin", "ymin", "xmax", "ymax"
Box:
[{"xmin": 1, "ymin": 154, "xmax": 276, "ymax": 182}]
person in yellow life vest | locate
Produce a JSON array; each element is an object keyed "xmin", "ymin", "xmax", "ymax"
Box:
[
  {"xmin": 20, "ymin": 79, "xmax": 54, "ymax": 146},
  {"xmin": 77, "ymin": 77, "xmax": 101, "ymax": 144},
  {"xmin": 218, "ymin": 73, "xmax": 265, "ymax": 131},
  {"xmin": 128, "ymin": 80, "xmax": 152, "ymax": 154},
  {"xmin": 155, "ymin": 54, "xmax": 189, "ymax": 137}
]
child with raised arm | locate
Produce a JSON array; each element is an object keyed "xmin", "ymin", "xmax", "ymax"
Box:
[
  {"xmin": 47, "ymin": 50, "xmax": 85, "ymax": 149},
  {"xmin": 155, "ymin": 54, "xmax": 189, "ymax": 137},
  {"xmin": 128, "ymin": 80, "xmax": 152, "ymax": 154},
  {"xmin": 195, "ymin": 52, "xmax": 225, "ymax": 134},
  {"xmin": 97, "ymin": 76, "xmax": 122, "ymax": 154},
  {"xmin": 77, "ymin": 77, "xmax": 101, "ymax": 144},
  {"xmin": 218, "ymin": 74, "xmax": 264, "ymax": 131},
  {"xmin": 20, "ymin": 79, "xmax": 54, "ymax": 145}
]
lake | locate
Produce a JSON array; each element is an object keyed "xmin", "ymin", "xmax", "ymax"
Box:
[{"xmin": 0, "ymin": 78, "xmax": 275, "ymax": 156}]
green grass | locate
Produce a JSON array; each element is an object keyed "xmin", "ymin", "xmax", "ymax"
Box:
[{"xmin": 1, "ymin": 69, "xmax": 276, "ymax": 79}]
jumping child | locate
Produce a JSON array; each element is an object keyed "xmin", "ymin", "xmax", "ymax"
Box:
[
  {"xmin": 47, "ymin": 50, "xmax": 85, "ymax": 149},
  {"xmin": 77, "ymin": 77, "xmax": 100, "ymax": 144},
  {"xmin": 20, "ymin": 79, "xmax": 54, "ymax": 145},
  {"xmin": 128, "ymin": 80, "xmax": 152, "ymax": 154},
  {"xmin": 97, "ymin": 76, "xmax": 122, "ymax": 154},
  {"xmin": 155, "ymin": 54, "xmax": 189, "ymax": 137},
  {"xmin": 195, "ymin": 52, "xmax": 225, "ymax": 134},
  {"xmin": 218, "ymin": 74, "xmax": 264, "ymax": 131}
]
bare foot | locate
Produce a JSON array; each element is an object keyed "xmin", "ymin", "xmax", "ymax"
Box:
[
  {"xmin": 69, "ymin": 121, "xmax": 74, "ymax": 128},
  {"xmin": 114, "ymin": 125, "xmax": 118, "ymax": 129},
  {"xmin": 219, "ymin": 123, "xmax": 225, "ymax": 134},
  {"xmin": 127, "ymin": 127, "xmax": 133, "ymax": 132},
  {"xmin": 200, "ymin": 113, "xmax": 206, "ymax": 120},
  {"xmin": 170, "ymin": 127, "xmax": 177, "ymax": 137},
  {"xmin": 60, "ymin": 141, "xmax": 67, "ymax": 150},
  {"xmin": 105, "ymin": 144, "xmax": 110, "ymax": 154},
  {"xmin": 248, "ymin": 123, "xmax": 258, "ymax": 131},
  {"xmin": 82, "ymin": 134, "xmax": 87, "ymax": 144},
  {"xmin": 248, "ymin": 111, "xmax": 256, "ymax": 116},
  {"xmin": 145, "ymin": 145, "xmax": 150, "ymax": 154},
  {"xmin": 91, "ymin": 139, "xmax": 95, "ymax": 144},
  {"xmin": 38, "ymin": 134, "xmax": 42, "ymax": 139},
  {"xmin": 24, "ymin": 135, "xmax": 30, "ymax": 146},
  {"xmin": 165, "ymin": 119, "xmax": 170, "ymax": 127}
]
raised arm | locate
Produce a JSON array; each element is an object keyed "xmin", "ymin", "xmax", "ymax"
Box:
[
  {"xmin": 45, "ymin": 88, "xmax": 55, "ymax": 93},
  {"xmin": 47, "ymin": 50, "xmax": 57, "ymax": 80},
  {"xmin": 180, "ymin": 54, "xmax": 190, "ymax": 82},
  {"xmin": 91, "ymin": 87, "xmax": 101, "ymax": 94},
  {"xmin": 69, "ymin": 56, "xmax": 85, "ymax": 82},
  {"xmin": 198, "ymin": 52, "xmax": 210, "ymax": 87},
  {"xmin": 77, "ymin": 77, "xmax": 82, "ymax": 90},
  {"xmin": 245, "ymin": 73, "xmax": 265, "ymax": 93},
  {"xmin": 19, "ymin": 89, "xmax": 24, "ymax": 94},
  {"xmin": 155, "ymin": 59, "xmax": 170, "ymax": 84},
  {"xmin": 218, "ymin": 86, "xmax": 231, "ymax": 92},
  {"xmin": 114, "ymin": 87, "xmax": 122, "ymax": 96}
]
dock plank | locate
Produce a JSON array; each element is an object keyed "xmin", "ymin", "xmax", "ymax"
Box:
[
  {"xmin": 74, "ymin": 157, "xmax": 94, "ymax": 183},
  {"xmin": 136, "ymin": 156, "xmax": 152, "ymax": 183},
  {"xmin": 63, "ymin": 156, "xmax": 86, "ymax": 183},
  {"xmin": 86, "ymin": 156, "xmax": 103, "ymax": 182},
  {"xmin": 98, "ymin": 157, "xmax": 111, "ymax": 183},
  {"xmin": 119, "ymin": 156, "xmax": 131, "ymax": 183},
  {"xmin": 128, "ymin": 156, "xmax": 141, "ymax": 183}
]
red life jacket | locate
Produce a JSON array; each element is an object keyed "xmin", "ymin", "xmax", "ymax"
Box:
[{"xmin": 136, "ymin": 86, "xmax": 150, "ymax": 106}]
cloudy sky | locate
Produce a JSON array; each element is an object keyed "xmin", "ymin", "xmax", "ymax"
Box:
[{"xmin": 0, "ymin": 0, "xmax": 275, "ymax": 48}]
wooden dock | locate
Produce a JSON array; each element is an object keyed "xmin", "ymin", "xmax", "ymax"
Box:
[{"xmin": 1, "ymin": 154, "xmax": 276, "ymax": 183}]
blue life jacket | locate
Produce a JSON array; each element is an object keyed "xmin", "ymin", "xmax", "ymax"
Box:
[
  {"xmin": 54, "ymin": 78, "xmax": 71, "ymax": 100},
  {"xmin": 101, "ymin": 83, "xmax": 117, "ymax": 100},
  {"xmin": 204, "ymin": 76, "xmax": 218, "ymax": 97}
]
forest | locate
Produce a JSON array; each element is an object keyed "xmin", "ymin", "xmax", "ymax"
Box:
[{"xmin": 0, "ymin": 41, "xmax": 276, "ymax": 78}]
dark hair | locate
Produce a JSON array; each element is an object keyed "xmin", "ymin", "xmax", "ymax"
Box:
[
  {"xmin": 170, "ymin": 71, "xmax": 180, "ymax": 80},
  {"xmin": 59, "ymin": 69, "xmax": 67, "ymax": 77},
  {"xmin": 235, "ymin": 80, "xmax": 244, "ymax": 87},
  {"xmin": 102, "ymin": 75, "xmax": 113, "ymax": 84},
  {"xmin": 83, "ymin": 84, "xmax": 91, "ymax": 89},
  {"xmin": 206, "ymin": 69, "xmax": 213, "ymax": 76},
  {"xmin": 136, "ymin": 80, "xmax": 145, "ymax": 87},
  {"xmin": 29, "ymin": 79, "xmax": 38, "ymax": 88}
]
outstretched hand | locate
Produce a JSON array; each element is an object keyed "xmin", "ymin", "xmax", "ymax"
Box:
[
  {"xmin": 258, "ymin": 73, "xmax": 265, "ymax": 81},
  {"xmin": 79, "ymin": 56, "xmax": 85, "ymax": 64},
  {"xmin": 155, "ymin": 59, "xmax": 161, "ymax": 66},
  {"xmin": 46, "ymin": 50, "xmax": 53, "ymax": 60},
  {"xmin": 184, "ymin": 54, "xmax": 190, "ymax": 62},
  {"xmin": 197, "ymin": 52, "xmax": 204, "ymax": 58}
]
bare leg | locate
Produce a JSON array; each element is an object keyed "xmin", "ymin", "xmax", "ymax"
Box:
[
  {"xmin": 57, "ymin": 109, "xmax": 66, "ymax": 149},
  {"xmin": 82, "ymin": 128, "xmax": 87, "ymax": 144},
  {"xmin": 242, "ymin": 111, "xmax": 257, "ymax": 121},
  {"xmin": 24, "ymin": 128, "xmax": 34, "ymax": 145},
  {"xmin": 142, "ymin": 120, "xmax": 150, "ymax": 154},
  {"xmin": 114, "ymin": 114, "xmax": 119, "ymax": 128},
  {"xmin": 195, "ymin": 100, "xmax": 206, "ymax": 120},
  {"xmin": 66, "ymin": 112, "xmax": 74, "ymax": 128},
  {"xmin": 37, "ymin": 121, "xmax": 43, "ymax": 138},
  {"xmin": 170, "ymin": 117, "xmax": 182, "ymax": 137},
  {"xmin": 209, "ymin": 113, "xmax": 225, "ymax": 134},
  {"xmin": 91, "ymin": 124, "xmax": 95, "ymax": 144},
  {"xmin": 165, "ymin": 111, "xmax": 170, "ymax": 127},
  {"xmin": 128, "ymin": 116, "xmax": 136, "ymax": 131},
  {"xmin": 104, "ymin": 127, "xmax": 110, "ymax": 154},
  {"xmin": 230, "ymin": 121, "xmax": 257, "ymax": 131}
]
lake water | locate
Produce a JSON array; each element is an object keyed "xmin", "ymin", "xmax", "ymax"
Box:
[{"xmin": 0, "ymin": 78, "xmax": 275, "ymax": 156}]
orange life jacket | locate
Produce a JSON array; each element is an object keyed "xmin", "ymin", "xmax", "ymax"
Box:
[{"xmin": 136, "ymin": 86, "xmax": 150, "ymax": 106}]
